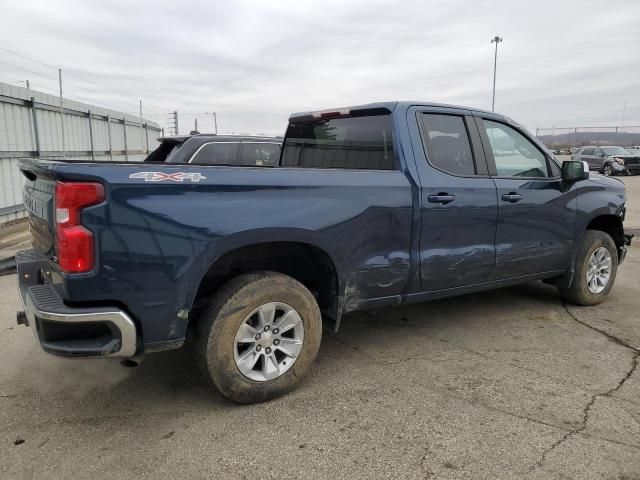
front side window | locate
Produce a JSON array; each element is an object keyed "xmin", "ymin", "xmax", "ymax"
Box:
[
  {"xmin": 281, "ymin": 115, "xmax": 394, "ymax": 169},
  {"xmin": 420, "ymin": 114, "xmax": 476, "ymax": 175},
  {"xmin": 238, "ymin": 143, "xmax": 281, "ymax": 166},
  {"xmin": 191, "ymin": 142, "xmax": 238, "ymax": 165},
  {"xmin": 483, "ymin": 120, "xmax": 548, "ymax": 177}
]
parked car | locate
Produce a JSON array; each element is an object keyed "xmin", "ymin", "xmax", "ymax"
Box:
[
  {"xmin": 572, "ymin": 145, "xmax": 640, "ymax": 176},
  {"xmin": 16, "ymin": 101, "xmax": 632, "ymax": 403},
  {"xmin": 144, "ymin": 134, "xmax": 282, "ymax": 166}
]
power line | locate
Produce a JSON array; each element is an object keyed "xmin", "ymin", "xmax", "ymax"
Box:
[
  {"xmin": 0, "ymin": 68, "xmax": 164, "ymax": 121},
  {"xmin": 0, "ymin": 73, "xmax": 28, "ymax": 85},
  {"xmin": 0, "ymin": 47, "xmax": 168, "ymax": 117}
]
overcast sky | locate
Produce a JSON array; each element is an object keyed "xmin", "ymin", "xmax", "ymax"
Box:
[{"xmin": 1, "ymin": 0, "xmax": 639, "ymax": 136}]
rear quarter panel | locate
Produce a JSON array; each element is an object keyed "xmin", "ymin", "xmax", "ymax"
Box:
[{"xmin": 52, "ymin": 163, "xmax": 414, "ymax": 346}]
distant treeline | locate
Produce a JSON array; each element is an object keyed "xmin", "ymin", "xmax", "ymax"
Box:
[{"xmin": 537, "ymin": 131, "xmax": 640, "ymax": 148}]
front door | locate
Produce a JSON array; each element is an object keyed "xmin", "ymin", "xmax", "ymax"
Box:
[
  {"xmin": 476, "ymin": 117, "xmax": 576, "ymax": 279},
  {"xmin": 580, "ymin": 147, "xmax": 597, "ymax": 169},
  {"xmin": 411, "ymin": 109, "xmax": 498, "ymax": 291}
]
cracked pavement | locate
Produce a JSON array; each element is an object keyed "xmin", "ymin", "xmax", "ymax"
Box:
[
  {"xmin": 1, "ymin": 246, "xmax": 639, "ymax": 479},
  {"xmin": 2, "ymin": 175, "xmax": 640, "ymax": 479}
]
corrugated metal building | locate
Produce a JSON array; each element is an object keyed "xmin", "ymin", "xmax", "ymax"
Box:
[{"xmin": 0, "ymin": 82, "xmax": 161, "ymax": 224}]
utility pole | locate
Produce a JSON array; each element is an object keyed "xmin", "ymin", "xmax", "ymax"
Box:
[
  {"xmin": 491, "ymin": 36, "xmax": 503, "ymax": 112},
  {"xmin": 167, "ymin": 111, "xmax": 179, "ymax": 136},
  {"xmin": 204, "ymin": 112, "xmax": 218, "ymax": 134},
  {"xmin": 139, "ymin": 99, "xmax": 145, "ymax": 154},
  {"xmin": 58, "ymin": 68, "xmax": 65, "ymax": 157},
  {"xmin": 620, "ymin": 100, "xmax": 627, "ymax": 143}
]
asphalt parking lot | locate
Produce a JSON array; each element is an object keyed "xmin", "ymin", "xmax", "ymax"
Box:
[{"xmin": 1, "ymin": 176, "xmax": 640, "ymax": 480}]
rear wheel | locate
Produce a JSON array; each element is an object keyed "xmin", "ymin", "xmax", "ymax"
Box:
[
  {"xmin": 559, "ymin": 230, "xmax": 618, "ymax": 306},
  {"xmin": 195, "ymin": 271, "xmax": 322, "ymax": 403}
]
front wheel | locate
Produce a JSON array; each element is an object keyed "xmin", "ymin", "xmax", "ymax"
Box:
[
  {"xmin": 559, "ymin": 230, "xmax": 618, "ymax": 306},
  {"xmin": 195, "ymin": 271, "xmax": 322, "ymax": 403},
  {"xmin": 603, "ymin": 164, "xmax": 613, "ymax": 176}
]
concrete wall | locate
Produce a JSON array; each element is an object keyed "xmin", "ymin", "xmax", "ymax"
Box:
[{"xmin": 0, "ymin": 82, "xmax": 161, "ymax": 224}]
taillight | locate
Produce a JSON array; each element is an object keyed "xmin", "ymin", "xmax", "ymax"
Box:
[{"xmin": 55, "ymin": 181, "xmax": 104, "ymax": 273}]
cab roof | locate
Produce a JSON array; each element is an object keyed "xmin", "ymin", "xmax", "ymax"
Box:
[{"xmin": 289, "ymin": 101, "xmax": 499, "ymax": 121}]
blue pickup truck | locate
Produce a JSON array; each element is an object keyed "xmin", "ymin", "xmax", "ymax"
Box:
[{"xmin": 16, "ymin": 101, "xmax": 631, "ymax": 403}]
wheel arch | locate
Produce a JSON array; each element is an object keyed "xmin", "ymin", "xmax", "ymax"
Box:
[
  {"xmin": 189, "ymin": 230, "xmax": 344, "ymax": 330},
  {"xmin": 585, "ymin": 213, "xmax": 625, "ymax": 251},
  {"xmin": 548, "ymin": 211, "xmax": 625, "ymax": 289}
]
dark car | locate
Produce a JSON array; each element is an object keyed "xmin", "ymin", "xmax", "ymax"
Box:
[
  {"xmin": 144, "ymin": 134, "xmax": 282, "ymax": 167},
  {"xmin": 17, "ymin": 101, "xmax": 632, "ymax": 403},
  {"xmin": 572, "ymin": 145, "xmax": 640, "ymax": 176}
]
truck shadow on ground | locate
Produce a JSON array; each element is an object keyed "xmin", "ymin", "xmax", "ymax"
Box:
[{"xmin": 13, "ymin": 280, "xmax": 566, "ymax": 415}]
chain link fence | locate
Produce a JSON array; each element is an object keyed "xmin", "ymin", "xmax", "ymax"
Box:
[{"xmin": 535, "ymin": 126, "xmax": 640, "ymax": 150}]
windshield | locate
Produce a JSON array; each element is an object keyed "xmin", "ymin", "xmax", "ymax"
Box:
[{"xmin": 601, "ymin": 147, "xmax": 630, "ymax": 156}]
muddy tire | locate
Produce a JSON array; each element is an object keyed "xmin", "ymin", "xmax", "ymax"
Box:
[
  {"xmin": 195, "ymin": 271, "xmax": 322, "ymax": 404},
  {"xmin": 559, "ymin": 230, "xmax": 618, "ymax": 306}
]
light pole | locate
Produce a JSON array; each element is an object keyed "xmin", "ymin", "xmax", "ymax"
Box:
[
  {"xmin": 204, "ymin": 112, "xmax": 218, "ymax": 134},
  {"xmin": 491, "ymin": 35, "xmax": 503, "ymax": 112}
]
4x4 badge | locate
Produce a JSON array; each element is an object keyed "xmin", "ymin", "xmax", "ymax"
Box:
[{"xmin": 129, "ymin": 172, "xmax": 207, "ymax": 183}]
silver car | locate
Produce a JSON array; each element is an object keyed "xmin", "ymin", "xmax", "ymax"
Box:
[{"xmin": 572, "ymin": 146, "xmax": 640, "ymax": 176}]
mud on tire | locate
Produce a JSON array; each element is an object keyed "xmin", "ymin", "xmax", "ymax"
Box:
[
  {"xmin": 559, "ymin": 230, "xmax": 618, "ymax": 306},
  {"xmin": 195, "ymin": 271, "xmax": 322, "ymax": 404}
]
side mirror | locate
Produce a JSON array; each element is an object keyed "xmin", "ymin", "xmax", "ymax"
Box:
[{"xmin": 562, "ymin": 160, "xmax": 589, "ymax": 182}]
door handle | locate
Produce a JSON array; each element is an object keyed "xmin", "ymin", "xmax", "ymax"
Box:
[
  {"xmin": 501, "ymin": 192, "xmax": 522, "ymax": 203},
  {"xmin": 428, "ymin": 193, "xmax": 455, "ymax": 204}
]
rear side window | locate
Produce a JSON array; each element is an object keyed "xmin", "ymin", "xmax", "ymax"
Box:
[
  {"xmin": 281, "ymin": 115, "xmax": 394, "ymax": 169},
  {"xmin": 581, "ymin": 147, "xmax": 594, "ymax": 155},
  {"xmin": 238, "ymin": 142, "xmax": 281, "ymax": 166},
  {"xmin": 191, "ymin": 142, "xmax": 239, "ymax": 165},
  {"xmin": 420, "ymin": 114, "xmax": 476, "ymax": 175}
]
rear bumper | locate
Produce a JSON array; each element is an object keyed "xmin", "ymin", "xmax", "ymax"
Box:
[{"xmin": 15, "ymin": 250, "xmax": 137, "ymax": 358}]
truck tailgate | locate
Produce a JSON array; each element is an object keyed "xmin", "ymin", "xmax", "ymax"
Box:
[{"xmin": 20, "ymin": 162, "xmax": 56, "ymax": 257}]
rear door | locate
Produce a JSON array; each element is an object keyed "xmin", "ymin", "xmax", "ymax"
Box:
[
  {"xmin": 580, "ymin": 147, "xmax": 596, "ymax": 169},
  {"xmin": 188, "ymin": 142, "xmax": 239, "ymax": 165},
  {"xmin": 238, "ymin": 142, "xmax": 281, "ymax": 166},
  {"xmin": 409, "ymin": 107, "xmax": 498, "ymax": 291},
  {"xmin": 475, "ymin": 116, "xmax": 575, "ymax": 279},
  {"xmin": 592, "ymin": 148, "xmax": 606, "ymax": 171}
]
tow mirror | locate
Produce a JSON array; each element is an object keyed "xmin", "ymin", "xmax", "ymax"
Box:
[{"xmin": 562, "ymin": 160, "xmax": 589, "ymax": 182}]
